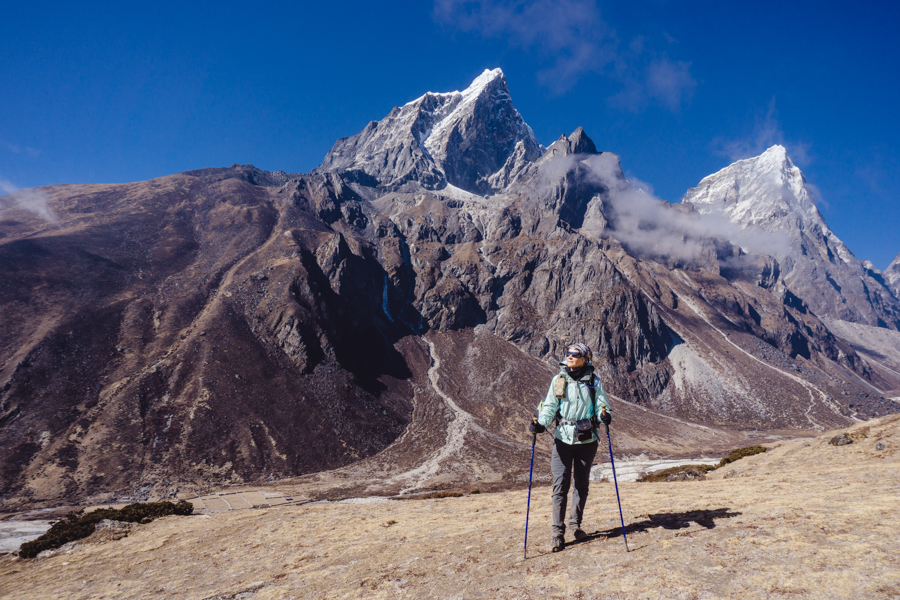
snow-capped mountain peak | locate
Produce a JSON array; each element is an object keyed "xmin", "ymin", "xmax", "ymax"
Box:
[
  {"xmin": 405, "ymin": 68, "xmax": 505, "ymax": 109},
  {"xmin": 683, "ymin": 146, "xmax": 900, "ymax": 328},
  {"xmin": 684, "ymin": 145, "xmax": 822, "ymax": 233},
  {"xmin": 317, "ymin": 68, "xmax": 542, "ymax": 194}
]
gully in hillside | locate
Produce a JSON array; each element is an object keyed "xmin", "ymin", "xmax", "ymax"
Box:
[{"xmin": 531, "ymin": 343, "xmax": 611, "ymax": 552}]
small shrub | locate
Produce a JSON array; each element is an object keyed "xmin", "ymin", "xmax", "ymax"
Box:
[
  {"xmin": 637, "ymin": 464, "xmax": 716, "ymax": 483},
  {"xmin": 18, "ymin": 500, "xmax": 193, "ymax": 559},
  {"xmin": 717, "ymin": 445, "xmax": 767, "ymax": 468}
]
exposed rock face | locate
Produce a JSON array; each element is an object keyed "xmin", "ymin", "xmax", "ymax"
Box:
[
  {"xmin": 1, "ymin": 73, "xmax": 898, "ymax": 509},
  {"xmin": 316, "ymin": 68, "xmax": 543, "ymax": 195},
  {"xmin": 683, "ymin": 146, "xmax": 900, "ymax": 329}
]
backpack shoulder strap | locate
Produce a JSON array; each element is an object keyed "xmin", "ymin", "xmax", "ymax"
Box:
[{"xmin": 587, "ymin": 374, "xmax": 597, "ymax": 415}]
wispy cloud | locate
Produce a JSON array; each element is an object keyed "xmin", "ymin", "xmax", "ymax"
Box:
[
  {"xmin": 646, "ymin": 59, "xmax": 695, "ymax": 112},
  {"xmin": 434, "ymin": 0, "xmax": 615, "ymax": 91},
  {"xmin": 0, "ymin": 178, "xmax": 58, "ymax": 223},
  {"xmin": 712, "ymin": 100, "xmax": 811, "ymax": 166},
  {"xmin": 539, "ymin": 153, "xmax": 792, "ymax": 262},
  {"xmin": 433, "ymin": 0, "xmax": 695, "ymax": 110},
  {"xmin": 609, "ymin": 57, "xmax": 696, "ymax": 113},
  {"xmin": 2, "ymin": 140, "xmax": 41, "ymax": 157},
  {"xmin": 853, "ymin": 148, "xmax": 900, "ymax": 204}
]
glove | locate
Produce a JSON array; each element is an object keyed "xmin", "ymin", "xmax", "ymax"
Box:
[
  {"xmin": 600, "ymin": 411, "xmax": 611, "ymax": 426},
  {"xmin": 529, "ymin": 410, "xmax": 546, "ymax": 434}
]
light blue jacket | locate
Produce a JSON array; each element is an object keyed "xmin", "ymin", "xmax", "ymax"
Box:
[{"xmin": 536, "ymin": 363, "xmax": 611, "ymax": 445}]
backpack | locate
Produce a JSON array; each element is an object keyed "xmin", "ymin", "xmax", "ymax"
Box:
[{"xmin": 553, "ymin": 373, "xmax": 598, "ymax": 420}]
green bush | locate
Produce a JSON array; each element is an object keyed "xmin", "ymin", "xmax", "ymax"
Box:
[
  {"xmin": 19, "ymin": 500, "xmax": 193, "ymax": 559},
  {"xmin": 717, "ymin": 445, "xmax": 767, "ymax": 468},
  {"xmin": 637, "ymin": 464, "xmax": 717, "ymax": 483}
]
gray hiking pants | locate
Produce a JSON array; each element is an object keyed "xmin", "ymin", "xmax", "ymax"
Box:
[{"xmin": 550, "ymin": 437, "xmax": 598, "ymax": 537}]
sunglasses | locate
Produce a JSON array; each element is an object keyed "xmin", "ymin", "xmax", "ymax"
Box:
[{"xmin": 565, "ymin": 351, "xmax": 583, "ymax": 358}]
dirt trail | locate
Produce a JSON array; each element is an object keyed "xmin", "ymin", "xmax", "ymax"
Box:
[{"xmin": 389, "ymin": 336, "xmax": 481, "ymax": 494}]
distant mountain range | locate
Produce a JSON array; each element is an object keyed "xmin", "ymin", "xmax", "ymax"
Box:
[{"xmin": 1, "ymin": 69, "xmax": 898, "ymax": 508}]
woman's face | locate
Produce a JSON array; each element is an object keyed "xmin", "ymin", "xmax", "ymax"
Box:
[{"xmin": 565, "ymin": 348, "xmax": 585, "ymax": 368}]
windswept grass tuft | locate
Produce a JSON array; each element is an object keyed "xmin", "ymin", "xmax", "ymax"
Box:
[
  {"xmin": 637, "ymin": 464, "xmax": 717, "ymax": 483},
  {"xmin": 717, "ymin": 445, "xmax": 767, "ymax": 468},
  {"xmin": 18, "ymin": 500, "xmax": 193, "ymax": 559}
]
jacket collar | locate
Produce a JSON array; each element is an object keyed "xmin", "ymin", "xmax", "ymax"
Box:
[{"xmin": 557, "ymin": 363, "xmax": 594, "ymax": 381}]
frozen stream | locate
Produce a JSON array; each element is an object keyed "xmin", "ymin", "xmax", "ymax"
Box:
[
  {"xmin": 591, "ymin": 457, "xmax": 721, "ymax": 483},
  {"xmin": 0, "ymin": 520, "xmax": 53, "ymax": 554}
]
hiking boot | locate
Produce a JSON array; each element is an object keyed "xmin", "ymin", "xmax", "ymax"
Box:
[
  {"xmin": 573, "ymin": 529, "xmax": 588, "ymax": 541},
  {"xmin": 551, "ymin": 536, "xmax": 564, "ymax": 552}
]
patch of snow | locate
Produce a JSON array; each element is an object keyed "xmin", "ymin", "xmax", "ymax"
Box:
[
  {"xmin": 591, "ymin": 457, "xmax": 720, "ymax": 483},
  {"xmin": 441, "ymin": 183, "xmax": 486, "ymax": 203},
  {"xmin": 0, "ymin": 520, "xmax": 53, "ymax": 554}
]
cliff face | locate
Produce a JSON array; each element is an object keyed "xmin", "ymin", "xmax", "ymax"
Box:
[
  {"xmin": 2, "ymin": 73, "xmax": 898, "ymax": 508},
  {"xmin": 315, "ymin": 69, "xmax": 542, "ymax": 195}
]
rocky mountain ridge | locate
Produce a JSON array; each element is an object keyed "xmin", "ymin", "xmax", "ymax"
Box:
[
  {"xmin": 315, "ymin": 68, "xmax": 543, "ymax": 195},
  {"xmin": 683, "ymin": 145, "xmax": 900, "ymax": 329},
  {"xmin": 1, "ymin": 70, "xmax": 898, "ymax": 509}
]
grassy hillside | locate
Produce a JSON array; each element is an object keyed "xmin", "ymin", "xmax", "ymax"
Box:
[{"xmin": 1, "ymin": 414, "xmax": 898, "ymax": 599}]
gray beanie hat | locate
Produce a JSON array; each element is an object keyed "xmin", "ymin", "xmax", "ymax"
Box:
[{"xmin": 567, "ymin": 343, "xmax": 593, "ymax": 363}]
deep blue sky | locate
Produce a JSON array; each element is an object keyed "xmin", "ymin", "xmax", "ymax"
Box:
[{"xmin": 2, "ymin": 1, "xmax": 898, "ymax": 268}]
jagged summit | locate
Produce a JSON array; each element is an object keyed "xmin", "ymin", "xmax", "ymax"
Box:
[
  {"xmin": 316, "ymin": 68, "xmax": 543, "ymax": 194},
  {"xmin": 684, "ymin": 145, "xmax": 900, "ymax": 329},
  {"xmin": 542, "ymin": 126, "xmax": 599, "ymax": 157},
  {"xmin": 404, "ymin": 67, "xmax": 505, "ymax": 108},
  {"xmin": 684, "ymin": 145, "xmax": 826, "ymax": 236}
]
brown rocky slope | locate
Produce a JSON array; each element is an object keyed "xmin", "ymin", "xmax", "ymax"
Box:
[{"xmin": 2, "ymin": 70, "xmax": 899, "ymax": 510}]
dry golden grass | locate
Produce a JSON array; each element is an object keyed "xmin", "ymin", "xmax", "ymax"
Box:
[{"xmin": 1, "ymin": 415, "xmax": 898, "ymax": 600}]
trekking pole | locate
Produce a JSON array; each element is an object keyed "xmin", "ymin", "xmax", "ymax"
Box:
[
  {"xmin": 523, "ymin": 432, "xmax": 536, "ymax": 559},
  {"xmin": 604, "ymin": 421, "xmax": 629, "ymax": 552}
]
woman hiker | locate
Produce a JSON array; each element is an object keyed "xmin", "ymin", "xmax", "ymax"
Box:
[{"xmin": 530, "ymin": 342, "xmax": 611, "ymax": 552}]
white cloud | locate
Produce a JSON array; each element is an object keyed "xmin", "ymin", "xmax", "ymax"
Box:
[
  {"xmin": 0, "ymin": 178, "xmax": 58, "ymax": 223},
  {"xmin": 713, "ymin": 100, "xmax": 811, "ymax": 166},
  {"xmin": 538, "ymin": 153, "xmax": 792, "ymax": 262},
  {"xmin": 2, "ymin": 140, "xmax": 40, "ymax": 157},
  {"xmin": 433, "ymin": 0, "xmax": 695, "ymax": 110},
  {"xmin": 646, "ymin": 59, "xmax": 695, "ymax": 112}
]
